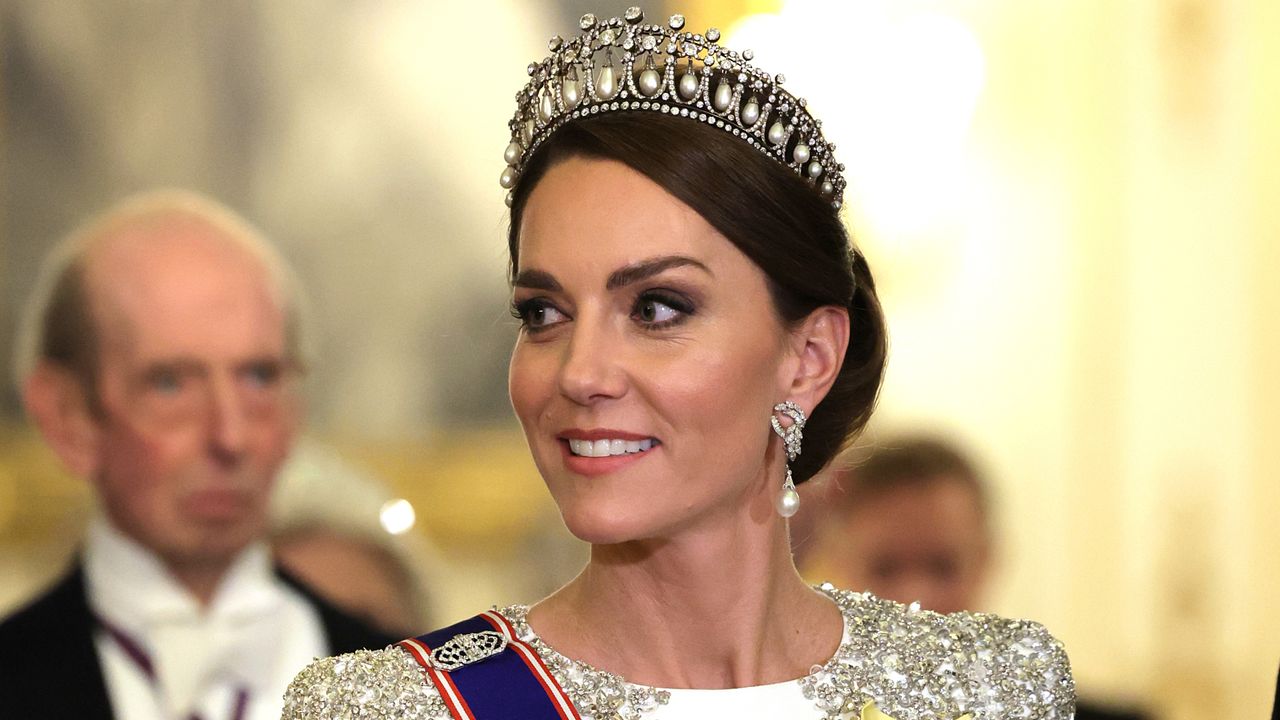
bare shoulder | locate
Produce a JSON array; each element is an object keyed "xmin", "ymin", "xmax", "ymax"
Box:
[
  {"xmin": 281, "ymin": 646, "xmax": 449, "ymax": 720},
  {"xmin": 819, "ymin": 587, "xmax": 1077, "ymax": 719}
]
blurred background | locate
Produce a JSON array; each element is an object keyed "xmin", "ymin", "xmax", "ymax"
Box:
[{"xmin": 0, "ymin": 1, "xmax": 1276, "ymax": 718}]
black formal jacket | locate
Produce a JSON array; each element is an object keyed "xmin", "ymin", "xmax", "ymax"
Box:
[
  {"xmin": 0, "ymin": 564, "xmax": 395, "ymax": 720},
  {"xmin": 1271, "ymin": 663, "xmax": 1279, "ymax": 720}
]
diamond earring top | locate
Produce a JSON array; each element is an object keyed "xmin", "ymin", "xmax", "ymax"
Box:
[
  {"xmin": 772, "ymin": 400, "xmax": 806, "ymax": 518},
  {"xmin": 502, "ymin": 7, "xmax": 847, "ymax": 210},
  {"xmin": 771, "ymin": 400, "xmax": 806, "ymax": 462}
]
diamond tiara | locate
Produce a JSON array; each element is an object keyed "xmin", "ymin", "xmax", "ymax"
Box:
[{"xmin": 501, "ymin": 7, "xmax": 847, "ymax": 209}]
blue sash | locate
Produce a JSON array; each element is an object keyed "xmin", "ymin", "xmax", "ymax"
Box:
[{"xmin": 398, "ymin": 611, "xmax": 580, "ymax": 720}]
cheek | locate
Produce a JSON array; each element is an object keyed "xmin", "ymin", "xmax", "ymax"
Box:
[
  {"xmin": 253, "ymin": 411, "xmax": 299, "ymax": 464},
  {"xmin": 652, "ymin": 340, "xmax": 779, "ymax": 443},
  {"xmin": 99, "ymin": 417, "xmax": 190, "ymax": 478},
  {"xmin": 92, "ymin": 427, "xmax": 184, "ymax": 521},
  {"xmin": 508, "ymin": 341, "xmax": 554, "ymax": 426}
]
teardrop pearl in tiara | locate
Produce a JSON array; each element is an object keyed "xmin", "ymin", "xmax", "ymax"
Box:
[
  {"xmin": 501, "ymin": 8, "xmax": 847, "ymax": 210},
  {"xmin": 771, "ymin": 401, "xmax": 806, "ymax": 518}
]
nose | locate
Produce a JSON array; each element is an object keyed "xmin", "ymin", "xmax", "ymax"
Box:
[
  {"xmin": 557, "ymin": 317, "xmax": 626, "ymax": 405},
  {"xmin": 206, "ymin": 375, "xmax": 248, "ymax": 463}
]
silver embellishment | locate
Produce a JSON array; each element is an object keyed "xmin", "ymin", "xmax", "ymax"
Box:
[
  {"xmin": 282, "ymin": 648, "xmax": 451, "ymax": 720},
  {"xmin": 281, "ymin": 590, "xmax": 1076, "ymax": 720},
  {"xmin": 501, "ymin": 9, "xmax": 848, "ymax": 209},
  {"xmin": 427, "ymin": 630, "xmax": 508, "ymax": 671},
  {"xmin": 771, "ymin": 400, "xmax": 806, "ymax": 461},
  {"xmin": 799, "ymin": 588, "xmax": 1076, "ymax": 720}
]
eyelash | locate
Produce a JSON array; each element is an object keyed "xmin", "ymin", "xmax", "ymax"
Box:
[
  {"xmin": 632, "ymin": 289, "xmax": 694, "ymax": 329},
  {"xmin": 510, "ymin": 289, "xmax": 696, "ymax": 333},
  {"xmin": 510, "ymin": 297, "xmax": 560, "ymax": 331}
]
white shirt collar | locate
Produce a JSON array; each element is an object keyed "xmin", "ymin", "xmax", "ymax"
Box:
[
  {"xmin": 84, "ymin": 515, "xmax": 291, "ymax": 716},
  {"xmin": 84, "ymin": 516, "xmax": 284, "ymax": 632}
]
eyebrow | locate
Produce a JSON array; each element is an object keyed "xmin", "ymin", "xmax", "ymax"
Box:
[
  {"xmin": 606, "ymin": 255, "xmax": 712, "ymax": 290},
  {"xmin": 141, "ymin": 358, "xmax": 206, "ymax": 376},
  {"xmin": 512, "ymin": 269, "xmax": 562, "ymax": 291},
  {"xmin": 138, "ymin": 354, "xmax": 292, "ymax": 375},
  {"xmin": 513, "ymin": 255, "xmax": 713, "ymax": 293}
]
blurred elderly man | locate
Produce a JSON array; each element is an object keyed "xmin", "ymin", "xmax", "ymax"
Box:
[{"xmin": 0, "ymin": 191, "xmax": 390, "ymax": 720}]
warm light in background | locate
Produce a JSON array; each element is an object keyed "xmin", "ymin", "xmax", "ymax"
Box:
[
  {"xmin": 726, "ymin": 0, "xmax": 986, "ymax": 241},
  {"xmin": 379, "ymin": 498, "xmax": 417, "ymax": 535}
]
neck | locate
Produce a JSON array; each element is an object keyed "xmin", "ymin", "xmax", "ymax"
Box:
[
  {"xmin": 92, "ymin": 517, "xmax": 243, "ymax": 610},
  {"xmin": 529, "ymin": 512, "xmax": 842, "ymax": 689},
  {"xmin": 167, "ymin": 560, "xmax": 232, "ymax": 608}
]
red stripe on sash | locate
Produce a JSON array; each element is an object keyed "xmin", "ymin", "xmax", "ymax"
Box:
[
  {"xmin": 479, "ymin": 612, "xmax": 582, "ymax": 720},
  {"xmin": 398, "ymin": 637, "xmax": 477, "ymax": 720}
]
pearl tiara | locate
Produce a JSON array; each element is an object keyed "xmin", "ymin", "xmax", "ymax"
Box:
[{"xmin": 501, "ymin": 7, "xmax": 847, "ymax": 209}]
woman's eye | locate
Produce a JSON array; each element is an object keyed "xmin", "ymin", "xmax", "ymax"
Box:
[
  {"xmin": 513, "ymin": 298, "xmax": 568, "ymax": 330},
  {"xmin": 636, "ymin": 299, "xmax": 678, "ymax": 324},
  {"xmin": 633, "ymin": 292, "xmax": 693, "ymax": 327}
]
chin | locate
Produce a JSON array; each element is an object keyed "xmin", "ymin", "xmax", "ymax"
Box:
[
  {"xmin": 557, "ymin": 502, "xmax": 662, "ymax": 546},
  {"xmin": 188, "ymin": 520, "xmax": 262, "ymax": 556}
]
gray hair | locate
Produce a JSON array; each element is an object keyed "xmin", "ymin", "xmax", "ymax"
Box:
[{"xmin": 12, "ymin": 189, "xmax": 312, "ymax": 398}]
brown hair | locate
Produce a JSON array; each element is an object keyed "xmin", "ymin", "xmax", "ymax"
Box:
[
  {"xmin": 506, "ymin": 113, "xmax": 888, "ymax": 483},
  {"xmin": 838, "ymin": 436, "xmax": 989, "ymax": 521},
  {"xmin": 38, "ymin": 256, "xmax": 99, "ymax": 399}
]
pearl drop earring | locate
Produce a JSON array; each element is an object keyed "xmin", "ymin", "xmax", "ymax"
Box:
[{"xmin": 770, "ymin": 401, "xmax": 806, "ymax": 518}]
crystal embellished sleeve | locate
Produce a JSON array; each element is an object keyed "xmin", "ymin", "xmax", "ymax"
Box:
[
  {"xmin": 280, "ymin": 647, "xmax": 450, "ymax": 720},
  {"xmin": 921, "ymin": 611, "xmax": 1077, "ymax": 720},
  {"xmin": 802, "ymin": 589, "xmax": 1076, "ymax": 720},
  {"xmin": 1004, "ymin": 618, "xmax": 1076, "ymax": 720}
]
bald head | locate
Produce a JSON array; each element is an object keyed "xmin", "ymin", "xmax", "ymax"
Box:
[
  {"xmin": 85, "ymin": 211, "xmax": 287, "ymax": 398},
  {"xmin": 15, "ymin": 190, "xmax": 307, "ymax": 401}
]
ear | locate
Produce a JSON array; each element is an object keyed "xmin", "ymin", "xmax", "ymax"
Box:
[
  {"xmin": 22, "ymin": 362, "xmax": 102, "ymax": 479},
  {"xmin": 783, "ymin": 305, "xmax": 850, "ymax": 412}
]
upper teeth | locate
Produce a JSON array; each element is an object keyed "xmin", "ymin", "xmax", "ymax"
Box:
[{"xmin": 568, "ymin": 438, "xmax": 654, "ymax": 457}]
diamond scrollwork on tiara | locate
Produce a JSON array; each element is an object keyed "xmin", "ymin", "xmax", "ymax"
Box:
[{"xmin": 501, "ymin": 7, "xmax": 847, "ymax": 210}]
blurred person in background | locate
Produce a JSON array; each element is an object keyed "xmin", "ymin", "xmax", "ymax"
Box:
[
  {"xmin": 283, "ymin": 9, "xmax": 1074, "ymax": 719},
  {"xmin": 796, "ymin": 436, "xmax": 990, "ymax": 615},
  {"xmin": 800, "ymin": 434, "xmax": 1148, "ymax": 720},
  {"xmin": 0, "ymin": 190, "xmax": 392, "ymax": 720},
  {"xmin": 272, "ymin": 525, "xmax": 421, "ymax": 637},
  {"xmin": 269, "ymin": 439, "xmax": 444, "ymax": 638}
]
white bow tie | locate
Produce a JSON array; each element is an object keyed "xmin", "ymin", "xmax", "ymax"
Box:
[{"xmin": 145, "ymin": 595, "xmax": 284, "ymax": 718}]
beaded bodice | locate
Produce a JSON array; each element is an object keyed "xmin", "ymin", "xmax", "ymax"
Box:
[{"xmin": 281, "ymin": 586, "xmax": 1075, "ymax": 720}]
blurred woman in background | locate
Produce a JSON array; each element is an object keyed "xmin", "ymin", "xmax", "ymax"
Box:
[{"xmin": 284, "ymin": 8, "xmax": 1074, "ymax": 719}]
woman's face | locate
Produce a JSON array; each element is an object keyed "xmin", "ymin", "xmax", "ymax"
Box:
[{"xmin": 509, "ymin": 156, "xmax": 799, "ymax": 544}]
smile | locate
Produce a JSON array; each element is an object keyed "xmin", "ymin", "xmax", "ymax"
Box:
[{"xmin": 567, "ymin": 438, "xmax": 657, "ymax": 457}]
